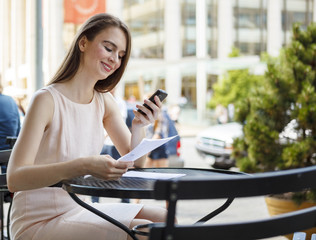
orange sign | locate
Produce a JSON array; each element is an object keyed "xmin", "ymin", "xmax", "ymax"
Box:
[{"xmin": 64, "ymin": 0, "xmax": 106, "ymax": 24}]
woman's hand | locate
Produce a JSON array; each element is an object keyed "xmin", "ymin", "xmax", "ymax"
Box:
[
  {"xmin": 133, "ymin": 96, "xmax": 162, "ymax": 128},
  {"xmin": 87, "ymin": 155, "xmax": 133, "ymax": 180}
]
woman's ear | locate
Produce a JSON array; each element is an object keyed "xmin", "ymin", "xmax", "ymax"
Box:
[{"xmin": 78, "ymin": 36, "xmax": 88, "ymax": 52}]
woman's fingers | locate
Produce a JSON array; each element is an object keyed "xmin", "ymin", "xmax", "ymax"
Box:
[
  {"xmin": 133, "ymin": 109, "xmax": 151, "ymax": 125},
  {"xmin": 89, "ymin": 155, "xmax": 131, "ymax": 180},
  {"xmin": 153, "ymin": 95, "xmax": 162, "ymax": 108},
  {"xmin": 103, "ymin": 161, "xmax": 133, "ymax": 180},
  {"xmin": 135, "ymin": 96, "xmax": 162, "ymax": 123},
  {"xmin": 115, "ymin": 160, "xmax": 131, "ymax": 169}
]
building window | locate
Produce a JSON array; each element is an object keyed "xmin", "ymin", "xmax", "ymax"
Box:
[
  {"xmin": 282, "ymin": 0, "xmax": 314, "ymax": 46},
  {"xmin": 234, "ymin": 0, "xmax": 267, "ymax": 56},
  {"xmin": 182, "ymin": 0, "xmax": 196, "ymax": 57},
  {"xmin": 181, "ymin": 75, "xmax": 196, "ymax": 108},
  {"xmin": 207, "ymin": 0, "xmax": 218, "ymax": 58},
  {"xmin": 123, "ymin": 0, "xmax": 164, "ymax": 58}
]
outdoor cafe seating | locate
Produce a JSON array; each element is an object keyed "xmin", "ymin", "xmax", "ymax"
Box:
[
  {"xmin": 63, "ymin": 165, "xmax": 316, "ymax": 240},
  {"xmin": 2, "ymin": 139, "xmax": 316, "ymax": 239},
  {"xmin": 133, "ymin": 165, "xmax": 316, "ymax": 240}
]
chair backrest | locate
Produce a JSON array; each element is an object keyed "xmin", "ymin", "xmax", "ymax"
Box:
[
  {"xmin": 0, "ymin": 149, "xmax": 11, "ymax": 188},
  {"xmin": 0, "ymin": 149, "xmax": 11, "ymax": 166},
  {"xmin": 5, "ymin": 136, "xmax": 17, "ymax": 149},
  {"xmin": 149, "ymin": 166, "xmax": 316, "ymax": 240}
]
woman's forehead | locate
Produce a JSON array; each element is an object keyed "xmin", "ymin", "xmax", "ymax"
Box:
[{"xmin": 97, "ymin": 27, "xmax": 127, "ymax": 51}]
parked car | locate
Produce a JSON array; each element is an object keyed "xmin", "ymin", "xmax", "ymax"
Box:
[
  {"xmin": 195, "ymin": 119, "xmax": 302, "ymax": 170},
  {"xmin": 126, "ymin": 104, "xmax": 184, "ymax": 168},
  {"xmin": 195, "ymin": 122, "xmax": 243, "ymax": 170}
]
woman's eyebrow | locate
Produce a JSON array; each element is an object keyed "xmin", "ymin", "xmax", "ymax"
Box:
[{"xmin": 103, "ymin": 40, "xmax": 126, "ymax": 54}]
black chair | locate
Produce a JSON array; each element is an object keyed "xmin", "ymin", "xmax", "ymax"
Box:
[
  {"xmin": 4, "ymin": 138, "xmax": 16, "ymax": 150},
  {"xmin": 133, "ymin": 166, "xmax": 316, "ymax": 240},
  {"xmin": 0, "ymin": 149, "xmax": 12, "ymax": 240}
]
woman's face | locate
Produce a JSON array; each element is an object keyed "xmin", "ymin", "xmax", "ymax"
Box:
[{"xmin": 79, "ymin": 26, "xmax": 127, "ymax": 81}]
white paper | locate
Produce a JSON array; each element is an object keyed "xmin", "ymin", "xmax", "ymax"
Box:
[
  {"xmin": 118, "ymin": 135, "xmax": 178, "ymax": 162},
  {"xmin": 122, "ymin": 171, "xmax": 186, "ymax": 180}
]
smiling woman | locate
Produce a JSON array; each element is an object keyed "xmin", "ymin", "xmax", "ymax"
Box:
[
  {"xmin": 7, "ymin": 13, "xmax": 166, "ymax": 240},
  {"xmin": 76, "ymin": 26, "xmax": 127, "ymax": 82},
  {"xmin": 50, "ymin": 13, "xmax": 132, "ymax": 94},
  {"xmin": 102, "ymin": 40, "xmax": 125, "ymax": 72}
]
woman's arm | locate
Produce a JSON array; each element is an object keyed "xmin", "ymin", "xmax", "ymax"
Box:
[
  {"xmin": 7, "ymin": 91, "xmax": 129, "ymax": 192},
  {"xmin": 103, "ymin": 93, "xmax": 132, "ymax": 157}
]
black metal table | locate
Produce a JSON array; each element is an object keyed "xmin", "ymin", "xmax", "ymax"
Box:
[
  {"xmin": 63, "ymin": 168, "xmax": 241, "ymax": 198},
  {"xmin": 62, "ymin": 168, "xmax": 243, "ymax": 240}
]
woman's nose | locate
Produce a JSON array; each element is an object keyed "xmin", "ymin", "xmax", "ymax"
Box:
[{"xmin": 109, "ymin": 53, "xmax": 119, "ymax": 63}]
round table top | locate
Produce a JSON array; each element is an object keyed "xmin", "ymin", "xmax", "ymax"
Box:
[{"xmin": 62, "ymin": 167, "xmax": 241, "ymax": 199}]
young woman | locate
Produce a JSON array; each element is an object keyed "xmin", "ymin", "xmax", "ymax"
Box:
[{"xmin": 7, "ymin": 13, "xmax": 166, "ymax": 240}]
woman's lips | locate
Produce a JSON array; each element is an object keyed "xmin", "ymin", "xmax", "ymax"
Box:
[{"xmin": 102, "ymin": 62, "xmax": 112, "ymax": 72}]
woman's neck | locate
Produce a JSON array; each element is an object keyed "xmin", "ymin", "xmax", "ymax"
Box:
[{"xmin": 55, "ymin": 79, "xmax": 95, "ymax": 104}]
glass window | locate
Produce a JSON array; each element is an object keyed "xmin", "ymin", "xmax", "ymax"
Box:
[
  {"xmin": 183, "ymin": 41, "xmax": 196, "ymax": 56},
  {"xmin": 207, "ymin": 0, "xmax": 218, "ymax": 58},
  {"xmin": 123, "ymin": 0, "xmax": 164, "ymax": 58},
  {"xmin": 234, "ymin": 0, "xmax": 267, "ymax": 56},
  {"xmin": 181, "ymin": 75, "xmax": 196, "ymax": 108},
  {"xmin": 282, "ymin": 0, "xmax": 313, "ymax": 46},
  {"xmin": 182, "ymin": 0, "xmax": 196, "ymax": 57}
]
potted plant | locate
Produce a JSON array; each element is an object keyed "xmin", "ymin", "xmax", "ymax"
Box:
[{"xmin": 232, "ymin": 22, "xmax": 316, "ymax": 238}]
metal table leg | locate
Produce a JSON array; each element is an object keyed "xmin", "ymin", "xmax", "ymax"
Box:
[{"xmin": 67, "ymin": 192, "xmax": 138, "ymax": 240}]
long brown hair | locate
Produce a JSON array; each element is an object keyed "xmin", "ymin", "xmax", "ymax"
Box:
[{"xmin": 48, "ymin": 13, "xmax": 131, "ymax": 92}]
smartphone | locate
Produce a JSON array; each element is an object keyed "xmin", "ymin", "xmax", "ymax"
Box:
[{"xmin": 137, "ymin": 89, "xmax": 168, "ymax": 115}]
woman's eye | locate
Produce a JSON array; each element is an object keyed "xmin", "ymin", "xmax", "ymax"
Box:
[{"xmin": 104, "ymin": 46, "xmax": 112, "ymax": 52}]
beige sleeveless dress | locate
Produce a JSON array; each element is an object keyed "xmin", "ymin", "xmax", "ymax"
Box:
[{"xmin": 10, "ymin": 85, "xmax": 143, "ymax": 240}]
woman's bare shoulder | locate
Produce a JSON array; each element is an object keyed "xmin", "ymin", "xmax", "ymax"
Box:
[
  {"xmin": 101, "ymin": 91, "xmax": 117, "ymax": 112},
  {"xmin": 100, "ymin": 91, "xmax": 113, "ymax": 101},
  {"xmin": 27, "ymin": 89, "xmax": 54, "ymax": 118},
  {"xmin": 19, "ymin": 88, "xmax": 54, "ymax": 134},
  {"xmin": 32, "ymin": 88, "xmax": 54, "ymax": 105}
]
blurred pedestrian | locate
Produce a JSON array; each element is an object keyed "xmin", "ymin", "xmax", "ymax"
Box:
[
  {"xmin": 0, "ymin": 80, "xmax": 21, "ymax": 152},
  {"xmin": 168, "ymin": 104, "xmax": 180, "ymax": 123},
  {"xmin": 0, "ymin": 79, "xmax": 21, "ymax": 233},
  {"xmin": 145, "ymin": 111, "xmax": 169, "ymax": 168},
  {"xmin": 133, "ymin": 110, "xmax": 169, "ymax": 205},
  {"xmin": 0, "ymin": 80, "xmax": 21, "ymax": 175}
]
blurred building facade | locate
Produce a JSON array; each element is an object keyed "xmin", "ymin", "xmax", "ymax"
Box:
[{"xmin": 0, "ymin": 0, "xmax": 315, "ymax": 122}]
